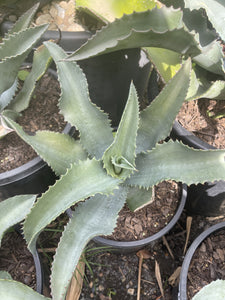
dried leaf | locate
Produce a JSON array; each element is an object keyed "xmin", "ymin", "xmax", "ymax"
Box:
[{"xmin": 155, "ymin": 260, "xmax": 164, "ymax": 299}]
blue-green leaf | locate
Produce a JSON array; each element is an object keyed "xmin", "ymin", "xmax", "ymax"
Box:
[
  {"xmin": 44, "ymin": 41, "xmax": 113, "ymax": 159},
  {"xmin": 51, "ymin": 187, "xmax": 127, "ymax": 300},
  {"xmin": 127, "ymin": 140, "xmax": 225, "ymax": 187}
]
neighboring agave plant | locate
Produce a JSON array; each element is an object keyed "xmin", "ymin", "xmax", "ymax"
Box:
[
  {"xmin": 1, "ymin": 33, "xmax": 225, "ymax": 299},
  {"xmin": 73, "ymin": 1, "xmax": 225, "ymax": 102},
  {"xmin": 0, "ymin": 3, "xmax": 51, "ymax": 139},
  {"xmin": 192, "ymin": 280, "xmax": 225, "ymax": 300}
]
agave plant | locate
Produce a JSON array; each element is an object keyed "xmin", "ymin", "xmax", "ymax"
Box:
[
  {"xmin": 1, "ymin": 32, "xmax": 225, "ymax": 299},
  {"xmin": 0, "ymin": 3, "xmax": 51, "ymax": 139},
  {"xmin": 74, "ymin": 0, "xmax": 225, "ymax": 102}
]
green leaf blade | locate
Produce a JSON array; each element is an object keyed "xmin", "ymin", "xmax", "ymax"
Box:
[
  {"xmin": 44, "ymin": 41, "xmax": 113, "ymax": 159},
  {"xmin": 126, "ymin": 186, "xmax": 153, "ymax": 212},
  {"xmin": 1, "ymin": 114, "xmax": 87, "ymax": 175},
  {"xmin": 9, "ymin": 45, "xmax": 52, "ymax": 112},
  {"xmin": 127, "ymin": 140, "xmax": 225, "ymax": 187},
  {"xmin": 67, "ymin": 7, "xmax": 201, "ymax": 61},
  {"xmin": 23, "ymin": 159, "xmax": 120, "ymax": 254},
  {"xmin": 137, "ymin": 59, "xmax": 191, "ymax": 153},
  {"xmin": 0, "ymin": 24, "xmax": 49, "ymax": 96},
  {"xmin": 7, "ymin": 3, "xmax": 40, "ymax": 35},
  {"xmin": 0, "ymin": 279, "xmax": 50, "ymax": 300},
  {"xmin": 103, "ymin": 82, "xmax": 139, "ymax": 179},
  {"xmin": 51, "ymin": 187, "xmax": 127, "ymax": 300},
  {"xmin": 184, "ymin": 0, "xmax": 225, "ymax": 42},
  {"xmin": 0, "ymin": 195, "xmax": 36, "ymax": 246}
]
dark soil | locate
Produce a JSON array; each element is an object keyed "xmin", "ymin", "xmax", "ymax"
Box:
[
  {"xmin": 187, "ymin": 229, "xmax": 225, "ymax": 299},
  {"xmin": 0, "ymin": 70, "xmax": 66, "ymax": 173},
  {"xmin": 177, "ymin": 99, "xmax": 225, "ymax": 148},
  {"xmin": 0, "ymin": 230, "xmax": 36, "ymax": 290},
  {"xmin": 108, "ymin": 181, "xmax": 180, "ymax": 242}
]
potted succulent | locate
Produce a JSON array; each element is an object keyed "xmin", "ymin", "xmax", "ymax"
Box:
[
  {"xmin": 179, "ymin": 221, "xmax": 225, "ymax": 300},
  {"xmin": 1, "ymin": 33, "xmax": 225, "ymax": 300},
  {"xmin": 78, "ymin": 0, "xmax": 225, "ymax": 217}
]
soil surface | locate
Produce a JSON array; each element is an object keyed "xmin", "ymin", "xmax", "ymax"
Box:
[
  {"xmin": 0, "ymin": 230, "xmax": 37, "ymax": 290},
  {"xmin": 187, "ymin": 229, "xmax": 225, "ymax": 299},
  {"xmin": 0, "ymin": 70, "xmax": 66, "ymax": 173},
  {"xmin": 177, "ymin": 99, "xmax": 225, "ymax": 149}
]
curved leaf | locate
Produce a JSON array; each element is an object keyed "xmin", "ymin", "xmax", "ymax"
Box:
[
  {"xmin": 23, "ymin": 159, "xmax": 120, "ymax": 253},
  {"xmin": 0, "ymin": 195, "xmax": 36, "ymax": 246},
  {"xmin": 9, "ymin": 45, "xmax": 52, "ymax": 112},
  {"xmin": 126, "ymin": 186, "xmax": 153, "ymax": 212},
  {"xmin": 51, "ymin": 187, "xmax": 127, "ymax": 300},
  {"xmin": 1, "ymin": 113, "xmax": 87, "ymax": 175},
  {"xmin": 7, "ymin": 3, "xmax": 40, "ymax": 35},
  {"xmin": 0, "ymin": 279, "xmax": 50, "ymax": 300},
  {"xmin": 0, "ymin": 79, "xmax": 17, "ymax": 112},
  {"xmin": 103, "ymin": 82, "xmax": 139, "ymax": 179},
  {"xmin": 136, "ymin": 59, "xmax": 191, "ymax": 153},
  {"xmin": 187, "ymin": 69, "xmax": 225, "ymax": 101},
  {"xmin": 146, "ymin": 47, "xmax": 182, "ymax": 83},
  {"xmin": 0, "ymin": 24, "xmax": 49, "ymax": 95},
  {"xmin": 67, "ymin": 7, "xmax": 201, "ymax": 61},
  {"xmin": 126, "ymin": 140, "xmax": 225, "ymax": 187},
  {"xmin": 44, "ymin": 41, "xmax": 113, "ymax": 159},
  {"xmin": 184, "ymin": 0, "xmax": 225, "ymax": 42}
]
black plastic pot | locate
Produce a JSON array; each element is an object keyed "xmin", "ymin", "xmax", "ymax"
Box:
[
  {"xmin": 0, "ymin": 68, "xmax": 73, "ymax": 201},
  {"xmin": 67, "ymin": 184, "xmax": 187, "ymax": 253},
  {"xmin": 178, "ymin": 221, "xmax": 225, "ymax": 300},
  {"xmin": 1, "ymin": 22, "xmax": 151, "ymax": 127},
  {"xmin": 171, "ymin": 121, "xmax": 225, "ymax": 217}
]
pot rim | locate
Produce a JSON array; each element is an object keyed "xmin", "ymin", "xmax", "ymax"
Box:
[
  {"xmin": 172, "ymin": 120, "xmax": 215, "ymax": 150},
  {"xmin": 178, "ymin": 221, "xmax": 225, "ymax": 300},
  {"xmin": 67, "ymin": 184, "xmax": 187, "ymax": 251}
]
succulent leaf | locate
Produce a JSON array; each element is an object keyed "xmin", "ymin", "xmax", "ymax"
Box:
[
  {"xmin": 67, "ymin": 7, "xmax": 201, "ymax": 61},
  {"xmin": 0, "ymin": 24, "xmax": 49, "ymax": 61},
  {"xmin": 0, "ymin": 79, "xmax": 17, "ymax": 112},
  {"xmin": 0, "ymin": 272, "xmax": 12, "ymax": 280},
  {"xmin": 0, "ymin": 279, "xmax": 50, "ymax": 300},
  {"xmin": 184, "ymin": 0, "xmax": 225, "ymax": 42},
  {"xmin": 103, "ymin": 82, "xmax": 139, "ymax": 179},
  {"xmin": 187, "ymin": 68, "xmax": 225, "ymax": 101},
  {"xmin": 0, "ymin": 195, "xmax": 36, "ymax": 246},
  {"xmin": 126, "ymin": 186, "xmax": 153, "ymax": 212},
  {"xmin": 51, "ymin": 187, "xmax": 127, "ymax": 300},
  {"xmin": 192, "ymin": 279, "xmax": 225, "ymax": 300},
  {"xmin": 146, "ymin": 47, "xmax": 182, "ymax": 82},
  {"xmin": 193, "ymin": 41, "xmax": 225, "ymax": 77},
  {"xmin": 127, "ymin": 140, "xmax": 225, "ymax": 188},
  {"xmin": 44, "ymin": 41, "xmax": 113, "ymax": 159},
  {"xmin": 0, "ymin": 24, "xmax": 49, "ymax": 95},
  {"xmin": 23, "ymin": 159, "xmax": 120, "ymax": 254},
  {"xmin": 1, "ymin": 113, "xmax": 87, "ymax": 175},
  {"xmin": 7, "ymin": 3, "xmax": 40, "ymax": 35},
  {"xmin": 136, "ymin": 59, "xmax": 191, "ymax": 153},
  {"xmin": 9, "ymin": 44, "xmax": 52, "ymax": 112}
]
